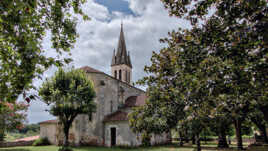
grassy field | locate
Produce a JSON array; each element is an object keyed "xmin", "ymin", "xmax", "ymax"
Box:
[{"xmin": 0, "ymin": 145, "xmax": 268, "ymax": 151}]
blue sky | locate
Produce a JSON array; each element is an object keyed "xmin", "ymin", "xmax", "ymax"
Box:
[
  {"xmin": 27, "ymin": 0, "xmax": 190, "ymax": 124},
  {"xmin": 95, "ymin": 0, "xmax": 134, "ymax": 15}
]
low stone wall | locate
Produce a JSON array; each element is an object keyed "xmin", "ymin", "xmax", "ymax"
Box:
[{"xmin": 0, "ymin": 140, "xmax": 34, "ymax": 147}]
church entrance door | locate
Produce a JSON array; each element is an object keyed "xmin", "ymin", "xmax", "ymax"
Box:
[{"xmin": 111, "ymin": 127, "xmax": 116, "ymax": 146}]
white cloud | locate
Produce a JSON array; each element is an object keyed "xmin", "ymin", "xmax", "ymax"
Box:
[{"xmin": 27, "ymin": 0, "xmax": 190, "ymax": 123}]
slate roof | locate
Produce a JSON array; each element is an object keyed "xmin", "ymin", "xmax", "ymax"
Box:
[
  {"xmin": 111, "ymin": 23, "xmax": 132, "ymax": 68},
  {"xmin": 39, "ymin": 119, "xmax": 58, "ymax": 124},
  {"xmin": 103, "ymin": 111, "xmax": 128, "ymax": 122}
]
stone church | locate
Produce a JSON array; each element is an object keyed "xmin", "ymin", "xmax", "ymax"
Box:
[{"xmin": 39, "ymin": 24, "xmax": 170, "ymax": 147}]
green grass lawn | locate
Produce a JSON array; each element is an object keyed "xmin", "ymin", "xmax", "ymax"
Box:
[{"xmin": 0, "ymin": 145, "xmax": 268, "ymax": 151}]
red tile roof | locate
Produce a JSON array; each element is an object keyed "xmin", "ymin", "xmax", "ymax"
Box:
[
  {"xmin": 124, "ymin": 95, "xmax": 147, "ymax": 108},
  {"xmin": 103, "ymin": 111, "xmax": 128, "ymax": 122},
  {"xmin": 39, "ymin": 119, "xmax": 58, "ymax": 124},
  {"xmin": 80, "ymin": 66, "xmax": 103, "ymax": 73}
]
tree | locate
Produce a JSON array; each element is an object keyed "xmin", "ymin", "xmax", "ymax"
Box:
[
  {"xmin": 159, "ymin": 0, "xmax": 267, "ymax": 149},
  {"xmin": 248, "ymin": 109, "xmax": 268, "ymax": 143},
  {"xmin": 0, "ymin": 101, "xmax": 29, "ymax": 141},
  {"xmin": 209, "ymin": 116, "xmax": 232, "ymax": 148},
  {"xmin": 129, "ymin": 48, "xmax": 187, "ymax": 145},
  {"xmin": 129, "ymin": 34, "xmax": 208, "ymax": 150},
  {"xmin": 39, "ymin": 68, "xmax": 96, "ymax": 149},
  {"xmin": 161, "ymin": 0, "xmax": 268, "ymax": 121},
  {"xmin": 0, "ymin": 0, "xmax": 90, "ymax": 104},
  {"xmin": 129, "ymin": 90, "xmax": 185, "ymax": 146}
]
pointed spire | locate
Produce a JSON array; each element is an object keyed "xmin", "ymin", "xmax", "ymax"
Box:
[{"xmin": 111, "ymin": 22, "xmax": 132, "ymax": 68}]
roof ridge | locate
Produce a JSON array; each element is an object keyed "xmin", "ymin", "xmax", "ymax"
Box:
[{"xmin": 80, "ymin": 66, "xmax": 145, "ymax": 93}]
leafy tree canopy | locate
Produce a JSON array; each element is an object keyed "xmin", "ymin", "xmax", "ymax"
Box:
[
  {"xmin": 0, "ymin": 101, "xmax": 29, "ymax": 141},
  {"xmin": 0, "ymin": 0, "xmax": 90, "ymax": 103},
  {"xmin": 130, "ymin": 0, "xmax": 267, "ymax": 150},
  {"xmin": 39, "ymin": 68, "xmax": 96, "ymax": 147}
]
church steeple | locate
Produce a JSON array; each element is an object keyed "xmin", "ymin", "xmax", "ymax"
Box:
[
  {"xmin": 111, "ymin": 23, "xmax": 132, "ymax": 84},
  {"xmin": 111, "ymin": 23, "xmax": 132, "ymax": 68}
]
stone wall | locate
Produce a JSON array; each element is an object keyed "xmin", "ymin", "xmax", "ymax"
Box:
[
  {"xmin": 111, "ymin": 64, "xmax": 132, "ymax": 84},
  {"xmin": 39, "ymin": 72, "xmax": 145, "ymax": 147},
  {"xmin": 72, "ymin": 72, "xmax": 145, "ymax": 146},
  {"xmin": 104, "ymin": 121, "xmax": 171, "ymax": 147},
  {"xmin": 151, "ymin": 132, "xmax": 171, "ymax": 145},
  {"xmin": 104, "ymin": 121, "xmax": 141, "ymax": 147},
  {"xmin": 40, "ymin": 123, "xmax": 58, "ymax": 145}
]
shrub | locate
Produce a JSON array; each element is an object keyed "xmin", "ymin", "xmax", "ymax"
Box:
[
  {"xmin": 32, "ymin": 137, "xmax": 50, "ymax": 146},
  {"xmin": 58, "ymin": 147, "xmax": 73, "ymax": 151},
  {"xmin": 0, "ymin": 132, "xmax": 5, "ymax": 142},
  {"xmin": 141, "ymin": 132, "xmax": 151, "ymax": 147}
]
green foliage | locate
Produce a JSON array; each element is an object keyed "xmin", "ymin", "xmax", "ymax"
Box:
[
  {"xmin": 5, "ymin": 123, "xmax": 39, "ymax": 142},
  {"xmin": 39, "ymin": 68, "xmax": 96, "ymax": 147},
  {"xmin": 0, "ymin": 131, "xmax": 5, "ymax": 142},
  {"xmin": 18, "ymin": 124, "xmax": 40, "ymax": 134},
  {"xmin": 0, "ymin": 0, "xmax": 90, "ymax": 103},
  {"xmin": 33, "ymin": 137, "xmax": 50, "ymax": 146},
  {"xmin": 241, "ymin": 121, "xmax": 253, "ymax": 136},
  {"xmin": 58, "ymin": 146, "xmax": 73, "ymax": 151},
  {"xmin": 0, "ymin": 101, "xmax": 29, "ymax": 141},
  {"xmin": 131, "ymin": 0, "xmax": 267, "ymax": 150},
  {"xmin": 141, "ymin": 132, "xmax": 151, "ymax": 147},
  {"xmin": 39, "ymin": 68, "xmax": 96, "ymax": 118}
]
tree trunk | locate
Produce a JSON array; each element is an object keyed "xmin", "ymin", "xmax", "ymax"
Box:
[
  {"xmin": 179, "ymin": 131, "xmax": 184, "ymax": 146},
  {"xmin": 218, "ymin": 127, "xmax": 229, "ymax": 148},
  {"xmin": 192, "ymin": 135, "xmax": 196, "ymax": 144},
  {"xmin": 262, "ymin": 128, "xmax": 268, "ymax": 143},
  {"xmin": 185, "ymin": 128, "xmax": 189, "ymax": 143},
  {"xmin": 260, "ymin": 106, "xmax": 268, "ymax": 123},
  {"xmin": 0, "ymin": 119, "xmax": 5, "ymax": 142},
  {"xmin": 63, "ymin": 124, "xmax": 70, "ymax": 147},
  {"xmin": 251, "ymin": 117, "xmax": 268, "ymax": 143},
  {"xmin": 0, "ymin": 131, "xmax": 4, "ymax": 142},
  {"xmin": 234, "ymin": 119, "xmax": 243, "ymax": 150},
  {"xmin": 196, "ymin": 133, "xmax": 201, "ymax": 151}
]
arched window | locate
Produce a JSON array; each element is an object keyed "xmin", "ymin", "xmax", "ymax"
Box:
[
  {"xmin": 119, "ymin": 70, "xmax": 122, "ymax": 80},
  {"xmin": 114, "ymin": 70, "xmax": 117, "ymax": 79}
]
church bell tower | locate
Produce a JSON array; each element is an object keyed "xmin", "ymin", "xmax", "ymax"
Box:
[{"xmin": 111, "ymin": 23, "xmax": 132, "ymax": 84}]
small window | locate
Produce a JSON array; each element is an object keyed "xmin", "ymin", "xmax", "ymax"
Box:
[
  {"xmin": 100, "ymin": 80, "xmax": 105, "ymax": 86},
  {"xmin": 114, "ymin": 70, "xmax": 117, "ymax": 79},
  {"xmin": 119, "ymin": 70, "xmax": 122, "ymax": 80}
]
